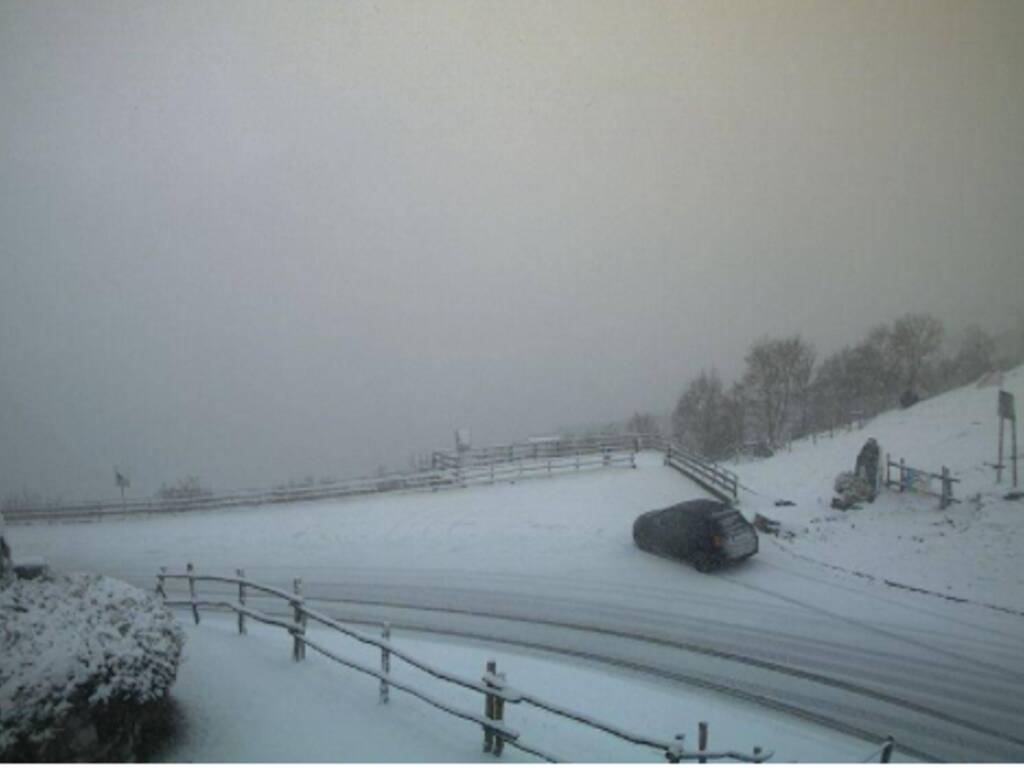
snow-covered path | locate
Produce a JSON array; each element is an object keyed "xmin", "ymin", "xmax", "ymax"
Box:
[{"xmin": 10, "ymin": 453, "xmax": 1024, "ymax": 761}]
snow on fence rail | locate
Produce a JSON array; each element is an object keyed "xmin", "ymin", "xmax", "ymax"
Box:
[
  {"xmin": 431, "ymin": 433, "xmax": 651, "ymax": 470},
  {"xmin": 156, "ymin": 564, "xmax": 781, "ymax": 763},
  {"xmin": 5, "ymin": 441, "xmax": 640, "ymax": 523},
  {"xmin": 646, "ymin": 439, "xmax": 739, "ymax": 503},
  {"xmin": 883, "ymin": 455, "xmax": 960, "ymax": 510}
]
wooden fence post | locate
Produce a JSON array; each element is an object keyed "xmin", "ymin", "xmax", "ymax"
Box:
[
  {"xmin": 187, "ymin": 562, "xmax": 199, "ymax": 625},
  {"xmin": 899, "ymin": 458, "xmax": 906, "ymax": 492},
  {"xmin": 492, "ymin": 669, "xmax": 507, "ymax": 757},
  {"xmin": 698, "ymin": 722, "xmax": 708, "ymax": 764},
  {"xmin": 156, "ymin": 566, "xmax": 166, "ymax": 599},
  {"xmin": 292, "ymin": 578, "xmax": 306, "ymax": 662},
  {"xmin": 483, "ymin": 660, "xmax": 496, "ymax": 753},
  {"xmin": 379, "ymin": 623, "xmax": 391, "ymax": 704},
  {"xmin": 940, "ymin": 467, "xmax": 951, "ymax": 509},
  {"xmin": 666, "ymin": 734, "xmax": 684, "ymax": 764},
  {"xmin": 236, "ymin": 568, "xmax": 246, "ymax": 635},
  {"xmin": 753, "ymin": 746, "xmax": 763, "ymax": 762},
  {"xmin": 575, "ymin": 451, "xmax": 580, "ymax": 471},
  {"xmin": 879, "ymin": 736, "xmax": 894, "ymax": 763}
]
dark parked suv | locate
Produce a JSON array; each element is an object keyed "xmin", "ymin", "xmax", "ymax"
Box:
[{"xmin": 633, "ymin": 499, "xmax": 758, "ymax": 572}]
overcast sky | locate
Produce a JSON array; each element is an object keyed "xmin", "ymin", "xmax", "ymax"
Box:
[{"xmin": 2, "ymin": 0, "xmax": 1022, "ymax": 500}]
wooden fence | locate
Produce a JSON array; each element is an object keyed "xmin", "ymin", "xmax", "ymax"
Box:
[
  {"xmin": 883, "ymin": 455, "xmax": 959, "ymax": 510},
  {"xmin": 157, "ymin": 564, "xmax": 779, "ymax": 764},
  {"xmin": 644, "ymin": 439, "xmax": 739, "ymax": 503},
  {"xmin": 5, "ymin": 432, "xmax": 742, "ymax": 523},
  {"xmin": 432, "ymin": 434, "xmax": 652, "ymax": 470},
  {"xmin": 4, "ymin": 440, "xmax": 640, "ymax": 524}
]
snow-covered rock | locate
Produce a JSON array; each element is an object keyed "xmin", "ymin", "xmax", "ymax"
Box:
[{"xmin": 0, "ymin": 572, "xmax": 185, "ymax": 761}]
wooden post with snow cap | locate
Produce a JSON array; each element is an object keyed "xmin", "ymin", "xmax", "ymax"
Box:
[
  {"xmin": 666, "ymin": 733, "xmax": 685, "ymax": 763},
  {"xmin": 492, "ymin": 668, "xmax": 507, "ymax": 757},
  {"xmin": 379, "ymin": 623, "xmax": 391, "ymax": 704},
  {"xmin": 292, "ymin": 577, "xmax": 306, "ymax": 661},
  {"xmin": 482, "ymin": 660, "xmax": 497, "ymax": 753},
  {"xmin": 698, "ymin": 722, "xmax": 708, "ymax": 764},
  {"xmin": 187, "ymin": 562, "xmax": 199, "ymax": 625},
  {"xmin": 879, "ymin": 736, "xmax": 895, "ymax": 763},
  {"xmin": 236, "ymin": 568, "xmax": 246, "ymax": 635}
]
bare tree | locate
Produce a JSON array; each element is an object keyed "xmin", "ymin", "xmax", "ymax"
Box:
[
  {"xmin": 887, "ymin": 313, "xmax": 944, "ymax": 392},
  {"xmin": 671, "ymin": 371, "xmax": 741, "ymax": 460},
  {"xmin": 741, "ymin": 336, "xmax": 815, "ymax": 447},
  {"xmin": 949, "ymin": 324, "xmax": 997, "ymax": 386},
  {"xmin": 625, "ymin": 411, "xmax": 661, "ymax": 437}
]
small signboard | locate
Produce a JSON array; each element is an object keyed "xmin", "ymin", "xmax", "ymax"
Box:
[{"xmin": 998, "ymin": 390, "xmax": 1015, "ymax": 421}]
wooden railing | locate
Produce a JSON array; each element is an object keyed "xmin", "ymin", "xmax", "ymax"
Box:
[
  {"xmin": 644, "ymin": 438, "xmax": 739, "ymax": 503},
  {"xmin": 156, "ymin": 564, "xmax": 775, "ymax": 763},
  {"xmin": 432, "ymin": 434, "xmax": 651, "ymax": 470},
  {"xmin": 4, "ymin": 444, "xmax": 639, "ymax": 524},
  {"xmin": 883, "ymin": 455, "xmax": 959, "ymax": 510}
]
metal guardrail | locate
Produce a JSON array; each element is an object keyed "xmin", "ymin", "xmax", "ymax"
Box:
[{"xmin": 157, "ymin": 564, "xmax": 775, "ymax": 763}]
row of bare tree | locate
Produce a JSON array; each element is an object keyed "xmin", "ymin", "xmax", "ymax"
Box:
[{"xmin": 628, "ymin": 314, "xmax": 1014, "ymax": 462}]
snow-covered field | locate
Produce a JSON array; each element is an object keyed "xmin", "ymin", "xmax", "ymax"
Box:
[
  {"xmin": 8, "ymin": 371, "xmax": 1024, "ymax": 761},
  {"xmin": 727, "ymin": 364, "xmax": 1024, "ymax": 612}
]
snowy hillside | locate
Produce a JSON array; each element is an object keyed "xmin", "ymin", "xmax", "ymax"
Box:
[
  {"xmin": 728, "ymin": 365, "xmax": 1024, "ymax": 611},
  {"xmin": 8, "ymin": 399, "xmax": 1024, "ymax": 761}
]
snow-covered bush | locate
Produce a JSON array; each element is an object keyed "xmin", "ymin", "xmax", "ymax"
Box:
[
  {"xmin": 0, "ymin": 511, "xmax": 11, "ymax": 587},
  {"xmin": 0, "ymin": 573, "xmax": 185, "ymax": 761}
]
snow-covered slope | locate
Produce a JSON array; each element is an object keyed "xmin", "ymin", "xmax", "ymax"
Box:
[{"xmin": 728, "ymin": 365, "xmax": 1024, "ymax": 611}]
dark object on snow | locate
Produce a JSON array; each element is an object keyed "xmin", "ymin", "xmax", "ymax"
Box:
[
  {"xmin": 1005, "ymin": 491, "xmax": 1024, "ymax": 501},
  {"xmin": 831, "ymin": 496, "xmax": 860, "ymax": 511},
  {"xmin": 753, "ymin": 513, "xmax": 781, "ymax": 534},
  {"xmin": 834, "ymin": 471, "xmax": 873, "ymax": 509},
  {"xmin": 633, "ymin": 499, "xmax": 758, "ymax": 573},
  {"xmin": 900, "ymin": 389, "xmax": 920, "ymax": 409},
  {"xmin": 854, "ymin": 438, "xmax": 880, "ymax": 497},
  {"xmin": 774, "ymin": 499, "xmax": 795, "ymax": 507},
  {"xmin": 12, "ymin": 556, "xmax": 49, "ymax": 580}
]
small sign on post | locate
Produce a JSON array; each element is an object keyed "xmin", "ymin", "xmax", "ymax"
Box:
[{"xmin": 997, "ymin": 390, "xmax": 1018, "ymax": 487}]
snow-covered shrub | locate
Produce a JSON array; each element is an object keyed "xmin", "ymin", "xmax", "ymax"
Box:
[
  {"xmin": 0, "ymin": 573, "xmax": 185, "ymax": 761},
  {"xmin": 0, "ymin": 511, "xmax": 11, "ymax": 587}
]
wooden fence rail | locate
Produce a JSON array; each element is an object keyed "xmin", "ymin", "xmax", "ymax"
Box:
[
  {"xmin": 5, "ymin": 443, "xmax": 640, "ymax": 523},
  {"xmin": 643, "ymin": 438, "xmax": 739, "ymax": 503},
  {"xmin": 883, "ymin": 455, "xmax": 960, "ymax": 509},
  {"xmin": 157, "ymin": 565, "xmax": 780, "ymax": 763}
]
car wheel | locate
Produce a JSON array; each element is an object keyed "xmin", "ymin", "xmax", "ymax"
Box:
[{"xmin": 694, "ymin": 554, "xmax": 714, "ymax": 573}]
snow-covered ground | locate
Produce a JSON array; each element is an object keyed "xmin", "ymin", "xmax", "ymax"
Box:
[
  {"xmin": 165, "ymin": 613, "xmax": 872, "ymax": 763},
  {"xmin": 727, "ymin": 365, "xmax": 1024, "ymax": 612},
  {"xmin": 8, "ymin": 374, "xmax": 1024, "ymax": 761}
]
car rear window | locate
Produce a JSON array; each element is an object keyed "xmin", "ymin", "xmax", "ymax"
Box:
[{"xmin": 710, "ymin": 508, "xmax": 748, "ymax": 531}]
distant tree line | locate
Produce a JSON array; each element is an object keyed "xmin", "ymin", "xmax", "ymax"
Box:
[{"xmin": 623, "ymin": 312, "xmax": 1021, "ymax": 462}]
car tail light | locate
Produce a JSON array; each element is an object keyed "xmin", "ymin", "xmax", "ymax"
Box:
[{"xmin": 712, "ymin": 535, "xmax": 724, "ymax": 549}]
